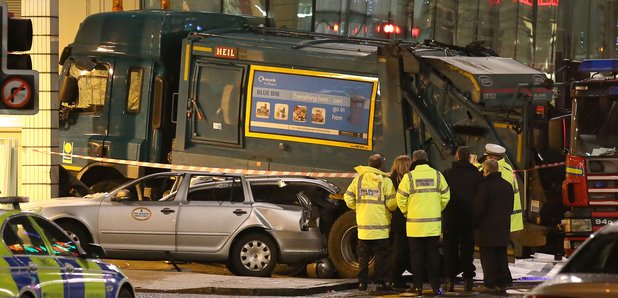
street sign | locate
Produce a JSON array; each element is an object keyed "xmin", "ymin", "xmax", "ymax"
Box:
[{"xmin": 2, "ymin": 77, "xmax": 31, "ymax": 108}]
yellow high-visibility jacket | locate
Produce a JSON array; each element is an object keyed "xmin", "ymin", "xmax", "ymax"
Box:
[
  {"xmin": 498, "ymin": 159, "xmax": 524, "ymax": 232},
  {"xmin": 344, "ymin": 165, "xmax": 397, "ymax": 240},
  {"xmin": 475, "ymin": 159, "xmax": 524, "ymax": 232},
  {"xmin": 396, "ymin": 164, "xmax": 450, "ymax": 237}
]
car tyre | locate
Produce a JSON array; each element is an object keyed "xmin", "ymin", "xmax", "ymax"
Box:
[
  {"xmin": 117, "ymin": 287, "xmax": 134, "ymax": 298},
  {"xmin": 228, "ymin": 233, "xmax": 279, "ymax": 277},
  {"xmin": 58, "ymin": 222, "xmax": 91, "ymax": 253}
]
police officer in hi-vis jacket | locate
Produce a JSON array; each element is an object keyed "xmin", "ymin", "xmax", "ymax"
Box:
[
  {"xmin": 396, "ymin": 150, "xmax": 450, "ymax": 296},
  {"xmin": 344, "ymin": 154, "xmax": 397, "ymax": 292}
]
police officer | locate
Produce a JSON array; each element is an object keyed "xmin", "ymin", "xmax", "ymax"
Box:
[
  {"xmin": 483, "ymin": 144, "xmax": 524, "ymax": 233},
  {"xmin": 473, "ymin": 159, "xmax": 514, "ymax": 294},
  {"xmin": 481, "ymin": 143, "xmax": 523, "ymax": 286},
  {"xmin": 344, "ymin": 154, "xmax": 397, "ymax": 292},
  {"xmin": 397, "ymin": 150, "xmax": 450, "ymax": 296}
]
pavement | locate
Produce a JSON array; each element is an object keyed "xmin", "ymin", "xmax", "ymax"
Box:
[{"xmin": 111, "ymin": 253, "xmax": 566, "ymax": 296}]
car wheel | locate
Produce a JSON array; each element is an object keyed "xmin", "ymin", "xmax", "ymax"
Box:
[
  {"xmin": 327, "ymin": 210, "xmax": 374, "ymax": 278},
  {"xmin": 117, "ymin": 287, "xmax": 134, "ymax": 298},
  {"xmin": 59, "ymin": 222, "xmax": 91, "ymax": 252},
  {"xmin": 228, "ymin": 233, "xmax": 279, "ymax": 277}
]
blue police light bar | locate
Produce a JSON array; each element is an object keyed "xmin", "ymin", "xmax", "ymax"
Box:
[{"xmin": 578, "ymin": 59, "xmax": 618, "ymax": 73}]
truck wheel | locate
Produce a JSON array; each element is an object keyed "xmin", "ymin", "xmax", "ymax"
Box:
[
  {"xmin": 90, "ymin": 179, "xmax": 125, "ymax": 193},
  {"xmin": 59, "ymin": 222, "xmax": 91, "ymax": 253},
  {"xmin": 227, "ymin": 233, "xmax": 279, "ymax": 277},
  {"xmin": 328, "ymin": 210, "xmax": 374, "ymax": 278}
]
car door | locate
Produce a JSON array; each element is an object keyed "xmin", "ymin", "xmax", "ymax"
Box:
[
  {"xmin": 31, "ymin": 216, "xmax": 107, "ymax": 297},
  {"xmin": 175, "ymin": 174, "xmax": 251, "ymax": 253},
  {"xmin": 97, "ymin": 173, "xmax": 182, "ymax": 254},
  {"xmin": 2, "ymin": 215, "xmax": 68, "ymax": 297}
]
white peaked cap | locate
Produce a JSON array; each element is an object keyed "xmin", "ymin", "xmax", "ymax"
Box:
[{"xmin": 485, "ymin": 143, "xmax": 506, "ymax": 155}]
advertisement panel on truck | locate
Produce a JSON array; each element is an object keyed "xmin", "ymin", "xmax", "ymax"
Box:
[{"xmin": 245, "ymin": 65, "xmax": 378, "ymax": 150}]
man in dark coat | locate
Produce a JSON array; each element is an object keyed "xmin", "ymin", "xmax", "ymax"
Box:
[
  {"xmin": 473, "ymin": 159, "xmax": 514, "ymax": 294},
  {"xmin": 442, "ymin": 146, "xmax": 483, "ymax": 292}
]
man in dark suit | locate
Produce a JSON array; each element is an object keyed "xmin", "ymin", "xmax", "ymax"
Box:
[
  {"xmin": 442, "ymin": 146, "xmax": 483, "ymax": 292},
  {"xmin": 473, "ymin": 159, "xmax": 514, "ymax": 294}
]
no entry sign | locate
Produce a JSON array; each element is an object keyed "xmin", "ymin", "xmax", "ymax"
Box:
[{"xmin": 1, "ymin": 77, "xmax": 31, "ymax": 108}]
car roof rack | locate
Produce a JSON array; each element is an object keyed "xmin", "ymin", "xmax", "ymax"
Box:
[{"xmin": 0, "ymin": 196, "xmax": 29, "ymax": 210}]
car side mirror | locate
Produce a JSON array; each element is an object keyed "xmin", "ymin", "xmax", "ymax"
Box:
[
  {"xmin": 83, "ymin": 243, "xmax": 106, "ymax": 259},
  {"xmin": 59, "ymin": 75, "xmax": 78, "ymax": 104},
  {"xmin": 111, "ymin": 189, "xmax": 132, "ymax": 202}
]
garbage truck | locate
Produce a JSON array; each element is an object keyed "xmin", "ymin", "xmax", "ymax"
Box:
[{"xmin": 57, "ymin": 9, "xmax": 568, "ymax": 278}]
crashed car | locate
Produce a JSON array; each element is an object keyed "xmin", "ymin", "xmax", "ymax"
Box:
[{"xmin": 27, "ymin": 172, "xmax": 338, "ymax": 277}]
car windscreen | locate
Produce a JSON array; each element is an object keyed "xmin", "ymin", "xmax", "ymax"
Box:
[{"xmin": 561, "ymin": 233, "xmax": 618, "ymax": 274}]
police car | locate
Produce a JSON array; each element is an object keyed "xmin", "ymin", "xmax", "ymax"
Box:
[{"xmin": 0, "ymin": 196, "xmax": 134, "ymax": 298}]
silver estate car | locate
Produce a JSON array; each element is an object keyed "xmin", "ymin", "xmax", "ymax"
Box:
[
  {"xmin": 27, "ymin": 172, "xmax": 338, "ymax": 277},
  {"xmin": 526, "ymin": 222, "xmax": 618, "ymax": 298}
]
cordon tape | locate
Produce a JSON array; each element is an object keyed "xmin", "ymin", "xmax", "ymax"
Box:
[
  {"xmin": 29, "ymin": 148, "xmax": 358, "ymax": 178},
  {"xmin": 29, "ymin": 148, "xmax": 565, "ymax": 178}
]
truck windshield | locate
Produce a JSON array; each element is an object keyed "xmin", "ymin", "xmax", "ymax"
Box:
[
  {"xmin": 65, "ymin": 62, "xmax": 110, "ymax": 114},
  {"xmin": 571, "ymin": 96, "xmax": 618, "ymax": 157}
]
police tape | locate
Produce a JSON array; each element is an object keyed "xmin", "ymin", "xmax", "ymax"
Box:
[
  {"xmin": 29, "ymin": 148, "xmax": 358, "ymax": 178},
  {"xmin": 513, "ymin": 162, "xmax": 565, "ymax": 173}
]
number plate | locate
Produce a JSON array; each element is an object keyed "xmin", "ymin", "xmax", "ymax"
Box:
[{"xmin": 593, "ymin": 218, "xmax": 616, "ymax": 226}]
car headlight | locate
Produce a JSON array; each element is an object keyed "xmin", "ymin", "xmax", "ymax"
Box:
[{"xmin": 566, "ymin": 219, "xmax": 592, "ymax": 232}]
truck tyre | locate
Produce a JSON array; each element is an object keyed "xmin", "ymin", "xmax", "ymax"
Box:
[
  {"xmin": 227, "ymin": 233, "xmax": 279, "ymax": 277},
  {"xmin": 328, "ymin": 210, "xmax": 374, "ymax": 278},
  {"xmin": 58, "ymin": 222, "xmax": 91, "ymax": 253},
  {"xmin": 90, "ymin": 179, "xmax": 125, "ymax": 193}
]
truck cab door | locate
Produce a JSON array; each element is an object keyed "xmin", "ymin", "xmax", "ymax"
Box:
[
  {"xmin": 103, "ymin": 59, "xmax": 154, "ymax": 162},
  {"xmin": 58, "ymin": 59, "xmax": 115, "ymax": 167}
]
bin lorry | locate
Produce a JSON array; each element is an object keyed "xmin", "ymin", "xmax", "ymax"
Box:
[
  {"xmin": 56, "ymin": 9, "xmax": 569, "ymax": 278},
  {"xmin": 561, "ymin": 59, "xmax": 618, "ymax": 256}
]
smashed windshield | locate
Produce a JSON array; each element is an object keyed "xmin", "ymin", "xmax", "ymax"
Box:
[
  {"xmin": 571, "ymin": 96, "xmax": 618, "ymax": 156},
  {"xmin": 63, "ymin": 62, "xmax": 110, "ymax": 115}
]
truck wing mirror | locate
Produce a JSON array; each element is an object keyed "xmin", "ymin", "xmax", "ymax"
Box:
[
  {"xmin": 59, "ymin": 45, "xmax": 72, "ymax": 65},
  {"xmin": 59, "ymin": 75, "xmax": 79, "ymax": 103}
]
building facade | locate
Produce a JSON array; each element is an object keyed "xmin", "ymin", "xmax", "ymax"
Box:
[{"xmin": 145, "ymin": 0, "xmax": 618, "ymax": 76}]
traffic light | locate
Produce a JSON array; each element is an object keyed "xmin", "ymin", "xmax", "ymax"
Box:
[{"xmin": 0, "ymin": 2, "xmax": 38, "ymax": 115}]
